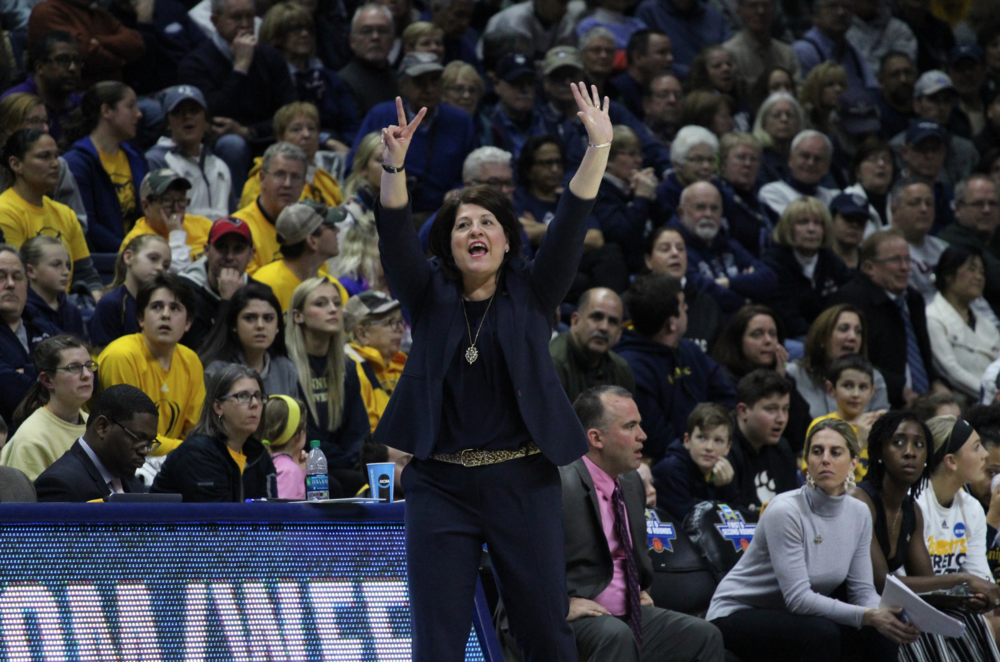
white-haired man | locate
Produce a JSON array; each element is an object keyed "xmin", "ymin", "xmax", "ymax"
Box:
[{"xmin": 758, "ymin": 130, "xmax": 840, "ymax": 216}]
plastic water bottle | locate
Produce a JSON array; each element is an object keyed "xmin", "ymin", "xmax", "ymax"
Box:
[{"xmin": 305, "ymin": 440, "xmax": 329, "ymax": 501}]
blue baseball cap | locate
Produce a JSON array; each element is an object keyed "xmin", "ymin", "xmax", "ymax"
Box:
[
  {"xmin": 829, "ymin": 192, "xmax": 871, "ymax": 221},
  {"xmin": 836, "ymin": 89, "xmax": 880, "ymax": 135},
  {"xmin": 160, "ymin": 85, "xmax": 207, "ymax": 114},
  {"xmin": 495, "ymin": 52, "xmax": 536, "ymax": 83},
  {"xmin": 906, "ymin": 120, "xmax": 948, "ymax": 145}
]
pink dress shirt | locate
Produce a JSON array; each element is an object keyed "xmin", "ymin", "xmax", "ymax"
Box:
[{"xmin": 582, "ymin": 455, "xmax": 631, "ymax": 616}]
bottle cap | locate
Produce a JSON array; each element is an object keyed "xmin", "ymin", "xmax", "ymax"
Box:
[{"xmin": 310, "ymin": 440, "xmax": 320, "ymax": 448}]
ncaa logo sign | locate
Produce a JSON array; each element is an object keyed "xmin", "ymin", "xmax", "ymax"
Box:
[
  {"xmin": 954, "ymin": 522, "xmax": 966, "ymax": 538},
  {"xmin": 378, "ymin": 475, "xmax": 391, "ymax": 488}
]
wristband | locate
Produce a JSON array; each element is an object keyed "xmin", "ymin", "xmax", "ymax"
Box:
[
  {"xmin": 382, "ymin": 163, "xmax": 405, "ymax": 174},
  {"xmin": 589, "ymin": 141, "xmax": 612, "ymax": 149}
]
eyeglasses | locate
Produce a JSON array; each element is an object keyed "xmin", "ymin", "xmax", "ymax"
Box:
[
  {"xmin": 367, "ymin": 317, "xmax": 406, "ymax": 330},
  {"xmin": 48, "ymin": 54, "xmax": 83, "ymax": 68},
  {"xmin": 108, "ymin": 417, "xmax": 161, "ymax": 453},
  {"xmin": 54, "ymin": 360, "xmax": 97, "ymax": 376},
  {"xmin": 959, "ymin": 199, "xmax": 997, "ymax": 210},
  {"xmin": 685, "ymin": 155, "xmax": 717, "ymax": 166},
  {"xmin": 219, "ymin": 390, "xmax": 264, "ymax": 405},
  {"xmin": 156, "ymin": 196, "xmax": 190, "ymax": 210},
  {"xmin": 263, "ymin": 169, "xmax": 305, "ymax": 184}
]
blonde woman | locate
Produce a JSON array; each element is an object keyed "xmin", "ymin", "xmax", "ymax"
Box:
[
  {"xmin": 286, "ymin": 277, "xmax": 369, "ymax": 496},
  {"xmin": 332, "ymin": 131, "xmax": 387, "ymax": 296},
  {"xmin": 441, "ymin": 61, "xmax": 485, "ymax": 117},
  {"xmin": 752, "ymin": 92, "xmax": 806, "ymax": 183},
  {"xmin": 762, "ymin": 196, "xmax": 854, "ymax": 337}
]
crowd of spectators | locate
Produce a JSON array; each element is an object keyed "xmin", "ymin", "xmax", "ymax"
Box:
[{"xmin": 3, "ymin": 0, "xmax": 1000, "ymax": 656}]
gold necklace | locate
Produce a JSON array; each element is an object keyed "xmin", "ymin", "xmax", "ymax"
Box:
[{"xmin": 462, "ymin": 293, "xmax": 495, "ymax": 365}]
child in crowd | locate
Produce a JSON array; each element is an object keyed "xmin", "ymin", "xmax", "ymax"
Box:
[
  {"xmin": 261, "ymin": 394, "xmax": 308, "ymax": 500},
  {"xmin": 806, "ymin": 354, "xmax": 885, "ymax": 482},
  {"xmin": 652, "ymin": 402, "xmax": 740, "ymax": 521},
  {"xmin": 21, "ymin": 236, "xmax": 86, "ymax": 338},
  {"xmin": 88, "ymin": 234, "xmax": 170, "ymax": 350}
]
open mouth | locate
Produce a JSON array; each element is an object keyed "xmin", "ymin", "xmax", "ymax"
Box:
[{"xmin": 468, "ymin": 240, "xmax": 488, "ymax": 257}]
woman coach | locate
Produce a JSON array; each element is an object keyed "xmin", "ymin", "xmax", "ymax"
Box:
[{"xmin": 374, "ymin": 85, "xmax": 612, "ymax": 660}]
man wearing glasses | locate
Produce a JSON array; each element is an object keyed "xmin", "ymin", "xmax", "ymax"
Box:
[
  {"xmin": 0, "ymin": 30, "xmax": 82, "ymax": 145},
  {"xmin": 35, "ymin": 384, "xmax": 159, "ymax": 502},
  {"xmin": 120, "ymin": 169, "xmax": 214, "ymax": 273}
]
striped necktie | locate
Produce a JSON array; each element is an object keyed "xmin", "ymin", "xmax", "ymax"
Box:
[
  {"xmin": 894, "ymin": 296, "xmax": 929, "ymax": 394},
  {"xmin": 611, "ymin": 482, "xmax": 642, "ymax": 646}
]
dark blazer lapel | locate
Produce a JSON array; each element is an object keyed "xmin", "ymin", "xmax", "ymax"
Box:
[
  {"xmin": 440, "ymin": 289, "xmax": 467, "ymax": 375},
  {"xmin": 70, "ymin": 443, "xmax": 112, "ymax": 497},
  {"xmin": 572, "ymin": 460, "xmax": 604, "ymax": 536}
]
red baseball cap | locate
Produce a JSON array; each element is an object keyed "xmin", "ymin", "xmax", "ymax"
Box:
[{"xmin": 209, "ymin": 216, "xmax": 253, "ymax": 245}]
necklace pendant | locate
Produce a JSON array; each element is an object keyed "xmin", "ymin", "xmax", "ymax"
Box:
[
  {"xmin": 465, "ymin": 345, "xmax": 479, "ymax": 365},
  {"xmin": 813, "ymin": 535, "xmax": 823, "ymax": 544}
]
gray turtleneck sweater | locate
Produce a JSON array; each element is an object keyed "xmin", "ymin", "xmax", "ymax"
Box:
[{"xmin": 706, "ymin": 485, "xmax": 880, "ymax": 628}]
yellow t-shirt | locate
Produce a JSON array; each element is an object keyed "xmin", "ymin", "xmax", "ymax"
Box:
[
  {"xmin": 96, "ymin": 333, "xmax": 206, "ymax": 455},
  {"xmin": 804, "ymin": 412, "xmax": 869, "ymax": 484},
  {"xmin": 120, "ymin": 214, "xmax": 214, "ymax": 263},
  {"xmin": 228, "ymin": 447, "xmax": 246, "ymax": 473},
  {"xmin": 348, "ymin": 344, "xmax": 406, "ymax": 433},
  {"xmin": 252, "ymin": 259, "xmax": 348, "ymax": 312},
  {"xmin": 1, "ymin": 407, "xmax": 88, "ymax": 481},
  {"xmin": 239, "ymin": 157, "xmax": 344, "ymax": 210},
  {"xmin": 0, "ymin": 188, "xmax": 91, "ymax": 291},
  {"xmin": 98, "ymin": 147, "xmax": 137, "ymax": 225},
  {"xmin": 232, "ymin": 199, "xmax": 280, "ymax": 275}
]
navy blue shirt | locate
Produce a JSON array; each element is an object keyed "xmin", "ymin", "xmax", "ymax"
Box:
[
  {"xmin": 304, "ymin": 355, "xmax": 370, "ymax": 469},
  {"xmin": 24, "ymin": 288, "xmax": 86, "ymax": 340},
  {"xmin": 88, "ymin": 285, "xmax": 137, "ymax": 348},
  {"xmin": 436, "ymin": 297, "xmax": 532, "ymax": 454}
]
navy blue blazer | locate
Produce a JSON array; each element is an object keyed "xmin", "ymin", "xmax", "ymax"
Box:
[{"xmin": 374, "ymin": 190, "xmax": 597, "ymax": 465}]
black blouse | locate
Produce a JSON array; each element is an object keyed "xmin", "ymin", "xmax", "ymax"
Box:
[{"xmin": 859, "ymin": 480, "xmax": 916, "ymax": 573}]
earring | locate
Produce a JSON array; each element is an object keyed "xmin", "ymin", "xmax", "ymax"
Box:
[
  {"xmin": 505, "ymin": 247, "xmax": 509, "ymax": 253},
  {"xmin": 806, "ymin": 472, "xmax": 816, "ymax": 489},
  {"xmin": 844, "ymin": 474, "xmax": 856, "ymax": 491}
]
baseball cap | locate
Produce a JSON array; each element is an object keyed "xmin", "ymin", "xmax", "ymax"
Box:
[
  {"xmin": 836, "ymin": 89, "xmax": 880, "ymax": 136},
  {"xmin": 344, "ymin": 290, "xmax": 401, "ymax": 331},
  {"xmin": 495, "ymin": 52, "xmax": 536, "ymax": 83},
  {"xmin": 139, "ymin": 168, "xmax": 191, "ymax": 201},
  {"xmin": 398, "ymin": 52, "xmax": 444, "ymax": 78},
  {"xmin": 913, "ymin": 70, "xmax": 954, "ymax": 98},
  {"xmin": 542, "ymin": 46, "xmax": 584, "ymax": 76},
  {"xmin": 160, "ymin": 85, "xmax": 207, "ymax": 114},
  {"xmin": 905, "ymin": 120, "xmax": 949, "ymax": 145},
  {"xmin": 948, "ymin": 44, "xmax": 984, "ymax": 68},
  {"xmin": 275, "ymin": 202, "xmax": 346, "ymax": 245},
  {"xmin": 829, "ymin": 192, "xmax": 872, "ymax": 220},
  {"xmin": 208, "ymin": 216, "xmax": 253, "ymax": 245}
]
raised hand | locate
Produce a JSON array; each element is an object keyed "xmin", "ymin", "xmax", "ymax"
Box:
[
  {"xmin": 382, "ymin": 97, "xmax": 427, "ymax": 170},
  {"xmin": 571, "ymin": 82, "xmax": 612, "ymax": 147}
]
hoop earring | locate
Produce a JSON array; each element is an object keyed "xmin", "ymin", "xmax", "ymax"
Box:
[
  {"xmin": 806, "ymin": 472, "xmax": 816, "ymax": 489},
  {"xmin": 844, "ymin": 474, "xmax": 856, "ymax": 491}
]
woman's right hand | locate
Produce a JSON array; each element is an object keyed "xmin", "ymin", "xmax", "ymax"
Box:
[
  {"xmin": 862, "ymin": 608, "xmax": 920, "ymax": 644},
  {"xmin": 382, "ymin": 97, "xmax": 427, "ymax": 170}
]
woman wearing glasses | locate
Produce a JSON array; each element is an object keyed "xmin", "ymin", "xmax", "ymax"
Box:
[
  {"xmin": 152, "ymin": 364, "xmax": 277, "ymax": 502},
  {"xmin": 2, "ymin": 335, "xmax": 94, "ymax": 481}
]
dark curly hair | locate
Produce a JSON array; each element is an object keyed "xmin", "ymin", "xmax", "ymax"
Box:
[{"xmin": 863, "ymin": 410, "xmax": 935, "ymax": 498}]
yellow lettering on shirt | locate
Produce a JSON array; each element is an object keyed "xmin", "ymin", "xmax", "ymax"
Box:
[
  {"xmin": 926, "ymin": 536, "xmax": 968, "ymax": 556},
  {"xmin": 98, "ymin": 148, "xmax": 136, "ymax": 226}
]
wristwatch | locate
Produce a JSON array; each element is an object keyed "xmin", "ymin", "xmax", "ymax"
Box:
[{"xmin": 382, "ymin": 163, "xmax": 405, "ymax": 174}]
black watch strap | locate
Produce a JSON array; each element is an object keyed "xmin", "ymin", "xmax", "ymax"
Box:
[{"xmin": 382, "ymin": 163, "xmax": 405, "ymax": 174}]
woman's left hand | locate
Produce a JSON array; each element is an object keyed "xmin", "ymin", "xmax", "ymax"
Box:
[{"xmin": 571, "ymin": 82, "xmax": 613, "ymax": 147}]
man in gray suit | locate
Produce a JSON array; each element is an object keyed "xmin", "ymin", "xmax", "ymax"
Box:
[
  {"xmin": 0, "ymin": 466, "xmax": 36, "ymax": 502},
  {"xmin": 564, "ymin": 385, "xmax": 725, "ymax": 662}
]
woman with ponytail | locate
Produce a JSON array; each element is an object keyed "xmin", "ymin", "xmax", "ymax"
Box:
[
  {"xmin": 0, "ymin": 335, "xmax": 93, "ymax": 481},
  {"xmin": 63, "ymin": 81, "xmax": 148, "ymax": 252}
]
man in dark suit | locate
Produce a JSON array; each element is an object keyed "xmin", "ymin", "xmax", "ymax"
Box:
[
  {"xmin": 829, "ymin": 229, "xmax": 945, "ymax": 408},
  {"xmin": 563, "ymin": 385, "xmax": 725, "ymax": 661},
  {"xmin": 0, "ymin": 467, "xmax": 35, "ymax": 502},
  {"xmin": 35, "ymin": 385, "xmax": 159, "ymax": 502}
]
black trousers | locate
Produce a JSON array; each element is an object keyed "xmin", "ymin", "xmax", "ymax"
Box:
[
  {"xmin": 712, "ymin": 609, "xmax": 899, "ymax": 662},
  {"xmin": 402, "ymin": 454, "xmax": 577, "ymax": 662}
]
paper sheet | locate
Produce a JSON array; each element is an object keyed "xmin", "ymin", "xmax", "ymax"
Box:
[{"xmin": 878, "ymin": 575, "xmax": 966, "ymax": 638}]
